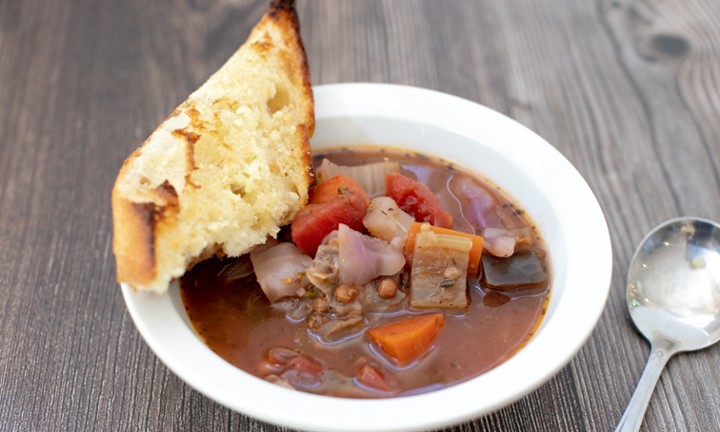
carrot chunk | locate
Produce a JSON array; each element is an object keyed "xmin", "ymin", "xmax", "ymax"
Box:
[
  {"xmin": 405, "ymin": 222, "xmax": 484, "ymax": 277},
  {"xmin": 367, "ymin": 313, "xmax": 445, "ymax": 364}
]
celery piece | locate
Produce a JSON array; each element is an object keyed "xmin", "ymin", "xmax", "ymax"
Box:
[{"xmin": 410, "ymin": 232, "xmax": 470, "ymax": 308}]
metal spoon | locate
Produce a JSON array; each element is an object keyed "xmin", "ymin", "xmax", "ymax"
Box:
[{"xmin": 615, "ymin": 217, "xmax": 720, "ymax": 432}]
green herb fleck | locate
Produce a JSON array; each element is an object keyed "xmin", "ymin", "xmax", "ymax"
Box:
[
  {"xmin": 302, "ymin": 285, "xmax": 321, "ymax": 299},
  {"xmin": 439, "ymin": 279, "xmax": 455, "ymax": 288}
]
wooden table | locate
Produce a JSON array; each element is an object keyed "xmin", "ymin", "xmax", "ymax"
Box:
[{"xmin": 2, "ymin": 0, "xmax": 719, "ymax": 430}]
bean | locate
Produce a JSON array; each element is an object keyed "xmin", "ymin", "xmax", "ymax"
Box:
[
  {"xmin": 377, "ymin": 278, "xmax": 398, "ymax": 299},
  {"xmin": 443, "ymin": 266, "xmax": 463, "ymax": 280},
  {"xmin": 335, "ymin": 284, "xmax": 358, "ymax": 303},
  {"xmin": 267, "ymin": 347, "xmax": 298, "ymax": 366},
  {"xmin": 313, "ymin": 297, "xmax": 329, "ymax": 313}
]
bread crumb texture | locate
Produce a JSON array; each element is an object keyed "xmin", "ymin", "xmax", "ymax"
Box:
[{"xmin": 113, "ymin": 6, "xmax": 313, "ymax": 293}]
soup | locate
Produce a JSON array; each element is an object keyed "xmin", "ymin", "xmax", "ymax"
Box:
[{"xmin": 181, "ymin": 147, "xmax": 550, "ymax": 398}]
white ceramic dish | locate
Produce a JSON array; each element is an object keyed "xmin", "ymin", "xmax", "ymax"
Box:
[{"xmin": 121, "ymin": 83, "xmax": 612, "ymax": 432}]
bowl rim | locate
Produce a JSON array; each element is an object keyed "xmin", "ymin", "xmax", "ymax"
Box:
[{"xmin": 121, "ymin": 83, "xmax": 612, "ymax": 432}]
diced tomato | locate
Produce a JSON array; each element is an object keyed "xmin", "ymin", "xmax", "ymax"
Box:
[
  {"xmin": 282, "ymin": 354, "xmax": 325, "ymax": 388},
  {"xmin": 292, "ymin": 176, "xmax": 370, "ymax": 256},
  {"xmin": 355, "ymin": 364, "xmax": 392, "ymax": 393},
  {"xmin": 288, "ymin": 355, "xmax": 325, "ymax": 375},
  {"xmin": 385, "ymin": 173, "xmax": 452, "ymax": 228},
  {"xmin": 310, "ymin": 174, "xmax": 371, "ymax": 207}
]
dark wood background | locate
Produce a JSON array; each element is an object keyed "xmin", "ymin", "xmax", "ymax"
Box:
[{"xmin": 1, "ymin": 0, "xmax": 719, "ymax": 431}]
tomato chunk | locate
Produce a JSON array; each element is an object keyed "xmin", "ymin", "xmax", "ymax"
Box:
[
  {"xmin": 385, "ymin": 173, "xmax": 452, "ymax": 228},
  {"xmin": 310, "ymin": 174, "xmax": 371, "ymax": 206},
  {"xmin": 356, "ymin": 364, "xmax": 392, "ymax": 393},
  {"xmin": 288, "ymin": 355, "xmax": 325, "ymax": 375},
  {"xmin": 291, "ymin": 176, "xmax": 370, "ymax": 256}
]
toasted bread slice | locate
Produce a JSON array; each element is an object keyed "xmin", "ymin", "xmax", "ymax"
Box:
[{"xmin": 112, "ymin": 0, "xmax": 313, "ymax": 293}]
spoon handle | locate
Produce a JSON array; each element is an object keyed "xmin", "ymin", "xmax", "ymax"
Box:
[{"xmin": 614, "ymin": 339, "xmax": 676, "ymax": 432}]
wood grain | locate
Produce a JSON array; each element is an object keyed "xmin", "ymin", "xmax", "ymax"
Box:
[{"xmin": 0, "ymin": 0, "xmax": 718, "ymax": 431}]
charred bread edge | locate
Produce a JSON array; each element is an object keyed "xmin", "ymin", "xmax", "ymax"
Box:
[{"xmin": 112, "ymin": 0, "xmax": 314, "ymax": 291}]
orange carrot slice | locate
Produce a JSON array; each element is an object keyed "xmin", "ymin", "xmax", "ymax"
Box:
[{"xmin": 367, "ymin": 313, "xmax": 445, "ymax": 364}]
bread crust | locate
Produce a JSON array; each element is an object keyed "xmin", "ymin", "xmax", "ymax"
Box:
[{"xmin": 112, "ymin": 0, "xmax": 313, "ymax": 292}]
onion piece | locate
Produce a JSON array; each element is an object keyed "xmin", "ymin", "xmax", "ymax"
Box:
[
  {"xmin": 483, "ymin": 227, "xmax": 517, "ymax": 257},
  {"xmin": 363, "ymin": 196, "xmax": 415, "ymax": 243},
  {"xmin": 305, "ymin": 232, "xmax": 340, "ymax": 297},
  {"xmin": 316, "ymin": 159, "xmax": 400, "ymax": 197},
  {"xmin": 455, "ymin": 176, "xmax": 496, "ymax": 228},
  {"xmin": 250, "ymin": 243, "xmax": 313, "ymax": 303},
  {"xmin": 216, "ymin": 256, "xmax": 254, "ymax": 280},
  {"xmin": 337, "ymin": 224, "xmax": 405, "ymax": 285},
  {"xmin": 482, "ymin": 227, "xmax": 536, "ymax": 257}
]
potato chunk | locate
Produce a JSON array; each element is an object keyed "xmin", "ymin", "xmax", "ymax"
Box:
[{"xmin": 410, "ymin": 232, "xmax": 471, "ymax": 308}]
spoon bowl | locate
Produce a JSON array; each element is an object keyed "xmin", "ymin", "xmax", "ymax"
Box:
[{"xmin": 616, "ymin": 217, "xmax": 720, "ymax": 432}]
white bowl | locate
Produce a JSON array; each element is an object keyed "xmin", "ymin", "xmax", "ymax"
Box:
[{"xmin": 122, "ymin": 83, "xmax": 612, "ymax": 432}]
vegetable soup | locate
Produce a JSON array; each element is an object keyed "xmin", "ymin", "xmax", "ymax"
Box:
[{"xmin": 181, "ymin": 147, "xmax": 551, "ymax": 398}]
